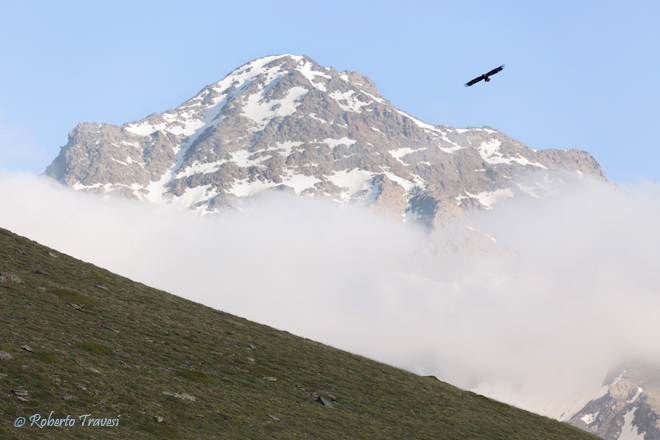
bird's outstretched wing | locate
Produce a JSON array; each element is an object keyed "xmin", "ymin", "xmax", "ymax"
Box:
[
  {"xmin": 485, "ymin": 64, "xmax": 505, "ymax": 77},
  {"xmin": 464, "ymin": 75, "xmax": 485, "ymax": 87}
]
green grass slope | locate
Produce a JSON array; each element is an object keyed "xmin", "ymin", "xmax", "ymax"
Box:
[{"xmin": 0, "ymin": 227, "xmax": 597, "ymax": 439}]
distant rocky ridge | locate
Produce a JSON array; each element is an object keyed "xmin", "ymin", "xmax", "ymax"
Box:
[
  {"xmin": 44, "ymin": 54, "xmax": 605, "ymax": 226},
  {"xmin": 567, "ymin": 360, "xmax": 660, "ymax": 440}
]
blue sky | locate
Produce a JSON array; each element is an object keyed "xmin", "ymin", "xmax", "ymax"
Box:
[{"xmin": 1, "ymin": 0, "xmax": 658, "ymax": 183}]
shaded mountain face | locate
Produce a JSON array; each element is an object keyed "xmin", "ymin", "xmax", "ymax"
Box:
[{"xmin": 44, "ymin": 55, "xmax": 605, "ymax": 226}]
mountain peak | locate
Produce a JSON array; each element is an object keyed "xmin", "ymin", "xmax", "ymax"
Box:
[{"xmin": 44, "ymin": 55, "xmax": 605, "ymax": 226}]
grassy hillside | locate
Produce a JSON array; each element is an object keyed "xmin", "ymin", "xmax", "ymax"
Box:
[{"xmin": 0, "ymin": 227, "xmax": 597, "ymax": 439}]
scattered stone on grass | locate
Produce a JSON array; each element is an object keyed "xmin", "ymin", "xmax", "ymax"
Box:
[
  {"xmin": 0, "ymin": 272, "xmax": 23, "ymax": 283},
  {"xmin": 34, "ymin": 269, "xmax": 49, "ymax": 275},
  {"xmin": 267, "ymin": 414, "xmax": 280, "ymax": 421},
  {"xmin": 263, "ymin": 376, "xmax": 277, "ymax": 382},
  {"xmin": 295, "ymin": 383, "xmax": 335, "ymax": 405},
  {"xmin": 0, "ymin": 350, "xmax": 14, "ymax": 360},
  {"xmin": 21, "ymin": 345, "xmax": 34, "ymax": 352},
  {"xmin": 70, "ymin": 303, "xmax": 84, "ymax": 311},
  {"xmin": 100, "ymin": 325, "xmax": 119, "ymax": 333},
  {"xmin": 154, "ymin": 415, "xmax": 164, "ymax": 423},
  {"xmin": 0, "ymin": 276, "xmax": 6, "ymax": 282},
  {"xmin": 0, "ymin": 373, "xmax": 7, "ymax": 378},
  {"xmin": 317, "ymin": 396, "xmax": 334, "ymax": 408},
  {"xmin": 87, "ymin": 367, "xmax": 101, "ymax": 374},
  {"xmin": 322, "ymin": 393, "xmax": 338, "ymax": 402},
  {"xmin": 248, "ymin": 344, "xmax": 257, "ymax": 350},
  {"xmin": 61, "ymin": 393, "xmax": 73, "ymax": 400},
  {"xmin": 95, "ymin": 285, "xmax": 109, "ymax": 291},
  {"xmin": 47, "ymin": 252, "xmax": 58, "ymax": 258},
  {"xmin": 162, "ymin": 391, "xmax": 196, "ymax": 402},
  {"xmin": 12, "ymin": 390, "xmax": 29, "ymax": 402}
]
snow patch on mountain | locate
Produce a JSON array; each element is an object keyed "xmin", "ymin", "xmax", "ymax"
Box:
[
  {"xmin": 330, "ymin": 90, "xmax": 369, "ymax": 113},
  {"xmin": 179, "ymin": 161, "xmax": 224, "ymax": 178},
  {"xmin": 298, "ymin": 60, "xmax": 332, "ymax": 91},
  {"xmin": 323, "ymin": 137, "xmax": 356, "ymax": 149},
  {"xmin": 394, "ymin": 109, "xmax": 440, "ymax": 131},
  {"xmin": 618, "ymin": 408, "xmax": 645, "ymax": 440},
  {"xmin": 580, "ymin": 411, "xmax": 599, "ymax": 425},
  {"xmin": 281, "ymin": 169, "xmax": 321, "ymax": 195},
  {"xmin": 456, "ymin": 188, "xmax": 514, "ymax": 209},
  {"xmin": 389, "ymin": 148, "xmax": 418, "ymax": 166},
  {"xmin": 628, "ymin": 388, "xmax": 643, "ymax": 404},
  {"xmin": 478, "ymin": 140, "xmax": 548, "ymax": 168},
  {"xmin": 326, "ymin": 169, "xmax": 375, "ymax": 201},
  {"xmin": 242, "ymin": 86, "xmax": 308, "ymax": 128}
]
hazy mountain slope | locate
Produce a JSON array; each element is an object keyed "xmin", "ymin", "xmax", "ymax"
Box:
[
  {"xmin": 0, "ymin": 226, "xmax": 600, "ymax": 439},
  {"xmin": 44, "ymin": 55, "xmax": 605, "ymax": 226}
]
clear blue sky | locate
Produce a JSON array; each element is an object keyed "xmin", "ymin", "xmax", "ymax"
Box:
[{"xmin": 1, "ymin": 0, "xmax": 658, "ymax": 183}]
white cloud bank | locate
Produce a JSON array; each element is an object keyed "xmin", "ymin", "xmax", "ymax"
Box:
[{"xmin": 1, "ymin": 171, "xmax": 660, "ymax": 420}]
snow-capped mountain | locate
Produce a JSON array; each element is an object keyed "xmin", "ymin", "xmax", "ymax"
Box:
[
  {"xmin": 44, "ymin": 54, "xmax": 604, "ymax": 226},
  {"xmin": 567, "ymin": 360, "xmax": 660, "ymax": 440}
]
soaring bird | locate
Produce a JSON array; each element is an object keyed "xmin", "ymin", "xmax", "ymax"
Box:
[{"xmin": 464, "ymin": 65, "xmax": 505, "ymax": 87}]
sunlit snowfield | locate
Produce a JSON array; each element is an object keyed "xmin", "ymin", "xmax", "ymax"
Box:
[{"xmin": 2, "ymin": 171, "xmax": 660, "ymax": 419}]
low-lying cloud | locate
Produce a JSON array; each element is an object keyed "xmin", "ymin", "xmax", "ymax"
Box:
[{"xmin": 1, "ymin": 170, "xmax": 659, "ymax": 419}]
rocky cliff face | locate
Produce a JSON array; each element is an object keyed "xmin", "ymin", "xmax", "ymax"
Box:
[
  {"xmin": 568, "ymin": 360, "xmax": 660, "ymax": 440},
  {"xmin": 44, "ymin": 54, "xmax": 605, "ymax": 226}
]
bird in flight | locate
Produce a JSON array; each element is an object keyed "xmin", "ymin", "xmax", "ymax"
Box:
[{"xmin": 464, "ymin": 65, "xmax": 505, "ymax": 87}]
